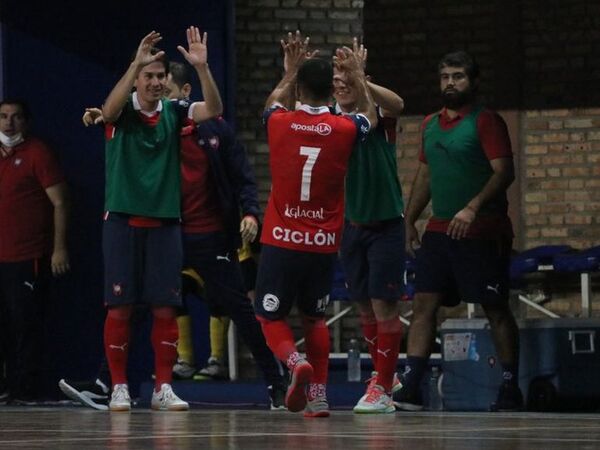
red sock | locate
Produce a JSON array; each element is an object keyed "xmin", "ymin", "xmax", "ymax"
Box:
[
  {"xmin": 256, "ymin": 316, "xmax": 297, "ymax": 363},
  {"xmin": 359, "ymin": 313, "xmax": 378, "ymax": 369},
  {"xmin": 302, "ymin": 316, "xmax": 330, "ymax": 384},
  {"xmin": 376, "ymin": 317, "xmax": 403, "ymax": 392},
  {"xmin": 104, "ymin": 313, "xmax": 130, "ymax": 386},
  {"xmin": 151, "ymin": 316, "xmax": 179, "ymax": 390}
]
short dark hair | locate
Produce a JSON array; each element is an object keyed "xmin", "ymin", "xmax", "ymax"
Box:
[
  {"xmin": 130, "ymin": 47, "xmax": 169, "ymax": 74},
  {"xmin": 0, "ymin": 99, "xmax": 31, "ymax": 122},
  {"xmin": 438, "ymin": 51, "xmax": 480, "ymax": 81},
  {"xmin": 297, "ymin": 58, "xmax": 333, "ymax": 101},
  {"xmin": 169, "ymin": 62, "xmax": 191, "ymax": 89}
]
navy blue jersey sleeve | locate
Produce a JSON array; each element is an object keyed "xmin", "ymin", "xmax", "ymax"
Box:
[
  {"xmin": 349, "ymin": 113, "xmax": 371, "ymax": 142},
  {"xmin": 197, "ymin": 118, "xmax": 261, "ymax": 219},
  {"xmin": 171, "ymin": 98, "xmax": 192, "ymax": 126},
  {"xmin": 262, "ymin": 104, "xmax": 287, "ymax": 128},
  {"xmin": 219, "ymin": 121, "xmax": 261, "ymax": 219}
]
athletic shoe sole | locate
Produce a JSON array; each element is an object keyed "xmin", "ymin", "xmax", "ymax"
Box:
[
  {"xmin": 285, "ymin": 362, "xmax": 313, "ymax": 413},
  {"xmin": 58, "ymin": 379, "xmax": 108, "ymax": 411},
  {"xmin": 353, "ymin": 404, "xmax": 396, "ymax": 414},
  {"xmin": 109, "ymin": 404, "xmax": 132, "ymax": 412},
  {"xmin": 151, "ymin": 404, "xmax": 189, "ymax": 411},
  {"xmin": 393, "ymin": 401, "xmax": 424, "ymax": 411}
]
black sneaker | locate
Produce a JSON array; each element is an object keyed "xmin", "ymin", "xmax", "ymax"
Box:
[
  {"xmin": 58, "ymin": 378, "xmax": 110, "ymax": 411},
  {"xmin": 490, "ymin": 381, "xmax": 524, "ymax": 412},
  {"xmin": 268, "ymin": 384, "xmax": 287, "ymax": 411},
  {"xmin": 392, "ymin": 383, "xmax": 424, "ymax": 411}
]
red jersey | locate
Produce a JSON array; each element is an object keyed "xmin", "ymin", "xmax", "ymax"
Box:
[
  {"xmin": 0, "ymin": 137, "xmax": 65, "ymax": 261},
  {"xmin": 180, "ymin": 120, "xmax": 223, "ymax": 233},
  {"xmin": 261, "ymin": 104, "xmax": 370, "ymax": 253}
]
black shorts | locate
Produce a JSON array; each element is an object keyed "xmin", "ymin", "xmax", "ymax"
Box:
[
  {"xmin": 182, "ymin": 231, "xmax": 247, "ymax": 318},
  {"xmin": 415, "ymin": 231, "xmax": 511, "ymax": 307},
  {"xmin": 254, "ymin": 244, "xmax": 336, "ymax": 320},
  {"xmin": 340, "ymin": 218, "xmax": 405, "ymax": 302},
  {"xmin": 240, "ymin": 257, "xmax": 258, "ymax": 294},
  {"xmin": 103, "ymin": 213, "xmax": 182, "ymax": 307}
]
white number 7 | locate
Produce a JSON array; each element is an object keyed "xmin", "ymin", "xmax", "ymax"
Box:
[{"xmin": 299, "ymin": 146, "xmax": 321, "ymax": 201}]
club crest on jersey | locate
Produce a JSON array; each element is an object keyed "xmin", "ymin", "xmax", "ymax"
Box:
[
  {"xmin": 262, "ymin": 294, "xmax": 280, "ymax": 312},
  {"xmin": 290, "ymin": 122, "xmax": 332, "ymax": 136},
  {"xmin": 112, "ymin": 283, "xmax": 123, "ymax": 296},
  {"xmin": 284, "ymin": 204, "xmax": 324, "ymax": 220},
  {"xmin": 14, "ymin": 158, "xmax": 22, "ymax": 166},
  {"xmin": 208, "ymin": 136, "xmax": 219, "ymax": 149}
]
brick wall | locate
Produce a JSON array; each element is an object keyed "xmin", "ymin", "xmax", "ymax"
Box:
[
  {"xmin": 522, "ymin": 108, "xmax": 600, "ymax": 248},
  {"xmin": 519, "ymin": 0, "xmax": 600, "ymax": 249},
  {"xmin": 234, "ymin": 0, "xmax": 364, "ymax": 206}
]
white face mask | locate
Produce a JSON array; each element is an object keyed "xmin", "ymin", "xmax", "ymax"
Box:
[{"xmin": 0, "ymin": 131, "xmax": 24, "ymax": 148}]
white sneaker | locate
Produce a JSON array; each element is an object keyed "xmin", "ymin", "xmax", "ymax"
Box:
[
  {"xmin": 151, "ymin": 383, "xmax": 189, "ymax": 411},
  {"xmin": 353, "ymin": 384, "xmax": 395, "ymax": 414},
  {"xmin": 109, "ymin": 384, "xmax": 131, "ymax": 412}
]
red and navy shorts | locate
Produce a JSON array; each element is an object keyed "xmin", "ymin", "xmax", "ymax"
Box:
[
  {"xmin": 415, "ymin": 231, "xmax": 511, "ymax": 307},
  {"xmin": 254, "ymin": 244, "xmax": 336, "ymax": 320},
  {"xmin": 103, "ymin": 213, "xmax": 182, "ymax": 307}
]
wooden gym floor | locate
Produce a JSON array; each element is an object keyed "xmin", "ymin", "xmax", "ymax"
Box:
[{"xmin": 1, "ymin": 407, "xmax": 599, "ymax": 449}]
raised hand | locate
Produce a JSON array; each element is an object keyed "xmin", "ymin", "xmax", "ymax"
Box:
[
  {"xmin": 281, "ymin": 30, "xmax": 317, "ymax": 73},
  {"xmin": 352, "ymin": 37, "xmax": 367, "ymax": 70},
  {"xmin": 178, "ymin": 27, "xmax": 208, "ymax": 67},
  {"xmin": 333, "ymin": 46, "xmax": 364, "ymax": 75},
  {"xmin": 133, "ymin": 31, "xmax": 164, "ymax": 67}
]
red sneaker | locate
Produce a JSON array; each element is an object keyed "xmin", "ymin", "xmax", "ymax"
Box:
[{"xmin": 285, "ymin": 359, "xmax": 313, "ymax": 412}]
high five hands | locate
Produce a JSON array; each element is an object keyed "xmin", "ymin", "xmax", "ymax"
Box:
[
  {"xmin": 178, "ymin": 26, "xmax": 209, "ymax": 67},
  {"xmin": 281, "ymin": 30, "xmax": 319, "ymax": 73},
  {"xmin": 133, "ymin": 31, "xmax": 165, "ymax": 68}
]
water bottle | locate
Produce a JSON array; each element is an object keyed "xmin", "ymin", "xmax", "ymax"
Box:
[
  {"xmin": 347, "ymin": 338, "xmax": 361, "ymax": 382},
  {"xmin": 428, "ymin": 366, "xmax": 443, "ymax": 411}
]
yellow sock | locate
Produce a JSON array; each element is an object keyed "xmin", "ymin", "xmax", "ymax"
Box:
[
  {"xmin": 177, "ymin": 315, "xmax": 194, "ymax": 365},
  {"xmin": 210, "ymin": 316, "xmax": 230, "ymax": 361}
]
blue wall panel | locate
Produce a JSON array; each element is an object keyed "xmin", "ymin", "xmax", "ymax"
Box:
[{"xmin": 1, "ymin": 0, "xmax": 232, "ymax": 395}]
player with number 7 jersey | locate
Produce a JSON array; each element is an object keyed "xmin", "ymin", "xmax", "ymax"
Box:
[
  {"xmin": 254, "ymin": 32, "xmax": 377, "ymax": 418},
  {"xmin": 261, "ymin": 103, "xmax": 370, "ymax": 253}
]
